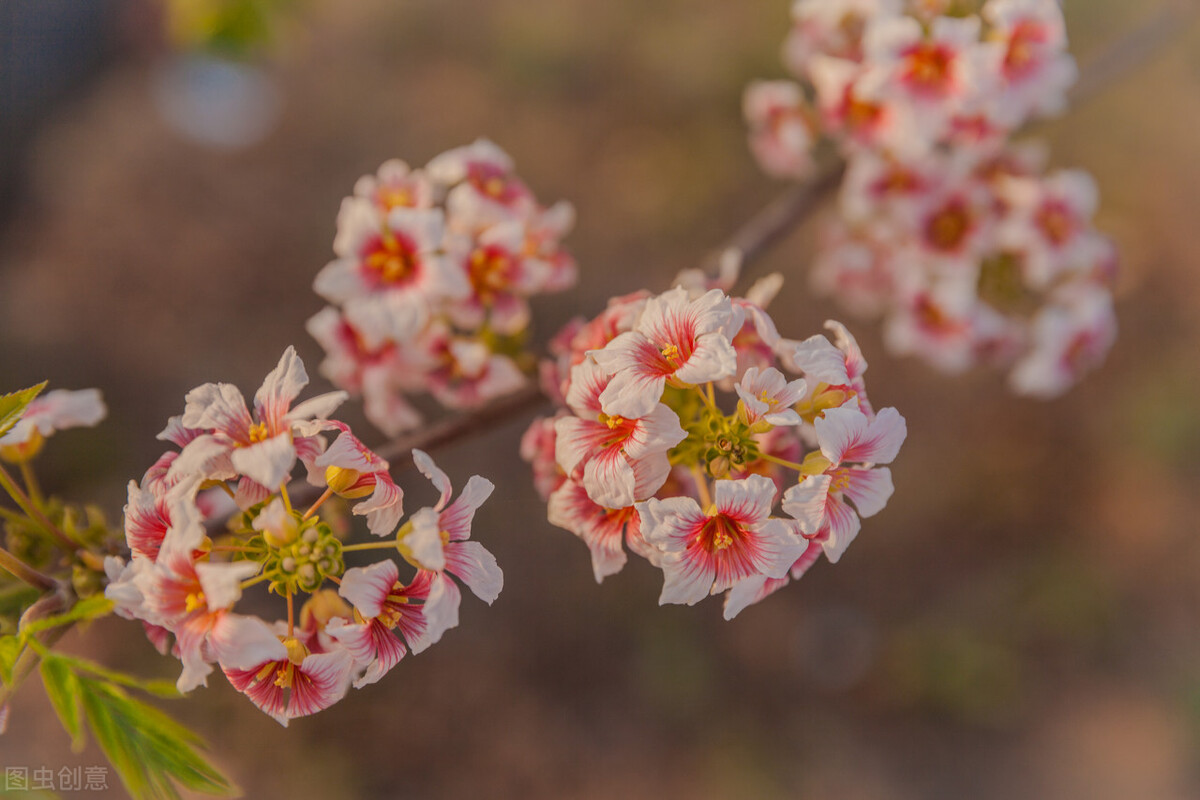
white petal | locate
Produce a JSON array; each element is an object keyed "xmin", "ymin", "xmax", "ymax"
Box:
[
  {"xmin": 230, "ymin": 432, "xmax": 297, "ymax": 488},
  {"xmin": 339, "ymin": 560, "xmax": 399, "ymax": 619}
]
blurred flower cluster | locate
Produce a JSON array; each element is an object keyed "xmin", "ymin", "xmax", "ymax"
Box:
[
  {"xmin": 309, "ymin": 140, "xmax": 577, "ymax": 436},
  {"xmin": 523, "ymin": 264, "xmax": 906, "ymax": 618},
  {"xmin": 106, "ymin": 348, "xmax": 502, "ymax": 725},
  {"xmin": 744, "ymin": 0, "xmax": 1117, "ymax": 397}
]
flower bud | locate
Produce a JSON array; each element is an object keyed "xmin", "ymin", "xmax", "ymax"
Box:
[{"xmin": 325, "ymin": 465, "xmax": 373, "ymax": 499}]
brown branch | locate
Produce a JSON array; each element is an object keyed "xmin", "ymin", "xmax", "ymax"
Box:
[
  {"xmin": 271, "ymin": 2, "xmax": 1196, "ymax": 514},
  {"xmin": 0, "ymin": 545, "xmax": 57, "ymax": 593}
]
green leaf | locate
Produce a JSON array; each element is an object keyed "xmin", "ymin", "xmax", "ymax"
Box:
[
  {"xmin": 0, "ymin": 381, "xmax": 47, "ymax": 439},
  {"xmin": 76, "ymin": 675, "xmax": 236, "ymax": 799},
  {"xmin": 0, "ymin": 634, "xmax": 22, "ymax": 684},
  {"xmin": 19, "ymin": 594, "xmax": 113, "ymax": 637},
  {"xmin": 40, "ymin": 655, "xmax": 85, "ymax": 751}
]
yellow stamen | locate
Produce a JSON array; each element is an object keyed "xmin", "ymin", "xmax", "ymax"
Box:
[
  {"xmin": 184, "ymin": 591, "xmax": 206, "ymax": 613},
  {"xmin": 247, "ymin": 421, "xmax": 270, "ymax": 444},
  {"xmin": 598, "ymin": 413, "xmax": 626, "ymax": 430},
  {"xmin": 484, "ymin": 177, "xmax": 506, "ymax": 197},
  {"xmin": 660, "ymin": 343, "xmax": 681, "ymax": 362}
]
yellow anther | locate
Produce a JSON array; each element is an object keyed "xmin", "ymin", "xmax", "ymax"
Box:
[
  {"xmin": 381, "ymin": 188, "xmax": 412, "ymax": 209},
  {"xmin": 247, "ymin": 421, "xmax": 270, "ymax": 444},
  {"xmin": 184, "ymin": 591, "xmax": 206, "ymax": 613},
  {"xmin": 660, "ymin": 343, "xmax": 681, "ymax": 362},
  {"xmin": 598, "ymin": 413, "xmax": 626, "ymax": 430},
  {"xmin": 273, "ymin": 662, "xmax": 294, "ymax": 689},
  {"xmin": 484, "ymin": 177, "xmax": 506, "ymax": 197}
]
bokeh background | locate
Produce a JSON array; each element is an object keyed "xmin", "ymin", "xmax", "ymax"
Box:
[{"xmin": 2, "ymin": 1, "xmax": 1199, "ymax": 797}]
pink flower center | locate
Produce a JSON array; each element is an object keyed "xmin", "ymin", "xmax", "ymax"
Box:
[
  {"xmin": 468, "ymin": 246, "xmax": 516, "ymax": 304},
  {"xmin": 1035, "ymin": 201, "xmax": 1076, "ymax": 246},
  {"xmin": 1004, "ymin": 21, "xmax": 1047, "ymax": 80},
  {"xmin": 925, "ymin": 199, "xmax": 973, "ymax": 252},
  {"xmin": 365, "ymin": 232, "xmax": 420, "ymax": 285},
  {"xmin": 902, "ymin": 42, "xmax": 955, "ymax": 96},
  {"xmin": 467, "ymin": 162, "xmax": 521, "ymax": 204},
  {"xmin": 700, "ymin": 514, "xmax": 742, "ymax": 553}
]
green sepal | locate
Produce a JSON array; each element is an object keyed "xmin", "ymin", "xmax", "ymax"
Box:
[{"xmin": 0, "ymin": 381, "xmax": 46, "ymax": 439}]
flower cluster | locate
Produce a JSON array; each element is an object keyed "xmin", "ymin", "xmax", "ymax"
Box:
[
  {"xmin": 524, "ymin": 269, "xmax": 906, "ymax": 618},
  {"xmin": 744, "ymin": 0, "xmax": 1117, "ymax": 397},
  {"xmin": 107, "ymin": 347, "xmax": 502, "ymax": 725},
  {"xmin": 308, "ymin": 139, "xmax": 577, "ymax": 436}
]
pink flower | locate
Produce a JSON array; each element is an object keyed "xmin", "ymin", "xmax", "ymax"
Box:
[
  {"xmin": 353, "ymin": 158, "xmax": 434, "ymax": 212},
  {"xmin": 313, "ymin": 424, "xmax": 404, "ymax": 536},
  {"xmin": 984, "ymin": 0, "xmax": 1077, "ymax": 120},
  {"xmin": 0, "ymin": 387, "xmax": 105, "ymax": 459},
  {"xmin": 1009, "ymin": 284, "xmax": 1116, "ymax": 398},
  {"xmin": 735, "ymin": 367, "xmax": 807, "ymax": 428},
  {"xmin": 744, "ymin": 80, "xmax": 817, "ymax": 179},
  {"xmin": 782, "ymin": 406, "xmax": 905, "ymax": 562},
  {"xmin": 216, "ymin": 615, "xmax": 354, "ymax": 726},
  {"xmin": 722, "ymin": 533, "xmax": 826, "ymax": 620},
  {"xmin": 554, "ymin": 358, "xmax": 686, "ymax": 510},
  {"xmin": 520, "ymin": 415, "xmax": 566, "ymax": 502},
  {"xmin": 404, "ymin": 449, "xmax": 503, "ymax": 608},
  {"xmin": 316, "ymin": 200, "xmax": 467, "ymax": 347},
  {"xmin": 446, "ymin": 220, "xmax": 548, "ymax": 336},
  {"xmin": 547, "ymin": 479, "xmax": 655, "ymax": 583},
  {"xmin": 592, "ymin": 287, "xmax": 739, "ymax": 419},
  {"xmin": 326, "ymin": 561, "xmax": 450, "ymax": 687},
  {"xmin": 127, "ymin": 491, "xmax": 261, "ymax": 691},
  {"xmin": 996, "ymin": 170, "xmax": 1102, "ymax": 289},
  {"xmin": 427, "ymin": 139, "xmax": 536, "ymax": 230},
  {"xmin": 783, "ymin": 0, "xmax": 903, "ymax": 73},
  {"xmin": 637, "ymin": 474, "xmax": 807, "ymax": 606},
  {"xmin": 170, "ymin": 347, "xmax": 346, "ymax": 504}
]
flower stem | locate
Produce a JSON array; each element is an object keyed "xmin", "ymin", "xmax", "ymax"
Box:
[
  {"xmin": 279, "ymin": 482, "xmax": 294, "ymax": 515},
  {"xmin": 302, "ymin": 487, "xmax": 334, "ymax": 521},
  {"xmin": 341, "ymin": 541, "xmax": 399, "ymax": 553},
  {"xmin": 18, "ymin": 460, "xmax": 43, "ymax": 509},
  {"xmin": 0, "ymin": 545, "xmax": 57, "ymax": 592},
  {"xmin": 758, "ymin": 452, "xmax": 808, "ymax": 473},
  {"xmin": 0, "ymin": 463, "xmax": 77, "ymax": 552},
  {"xmin": 286, "ymin": 589, "xmax": 294, "ymax": 639},
  {"xmin": 690, "ymin": 466, "xmax": 714, "ymax": 510},
  {"xmin": 240, "ymin": 573, "xmax": 270, "ymax": 590}
]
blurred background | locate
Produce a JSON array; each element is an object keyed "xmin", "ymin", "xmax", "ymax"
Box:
[{"xmin": 1, "ymin": 0, "xmax": 1199, "ymax": 797}]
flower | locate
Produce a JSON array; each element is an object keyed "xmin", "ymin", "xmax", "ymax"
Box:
[
  {"xmin": 326, "ymin": 561, "xmax": 450, "ymax": 687},
  {"xmin": 216, "ymin": 615, "xmax": 354, "ymax": 727},
  {"xmin": 312, "ymin": 423, "xmax": 404, "ymax": 537},
  {"xmin": 0, "ymin": 388, "xmax": 106, "ymax": 461},
  {"xmin": 403, "ymin": 449, "xmax": 503, "ymax": 609},
  {"xmin": 170, "ymin": 346, "xmax": 346, "ymax": 506},
  {"xmin": 638, "ymin": 474, "xmax": 807, "ymax": 606},
  {"xmin": 591, "ymin": 287, "xmax": 739, "ymax": 419},
  {"xmin": 782, "ymin": 405, "xmax": 906, "ymax": 562},
  {"xmin": 554, "ymin": 358, "xmax": 686, "ymax": 510}
]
